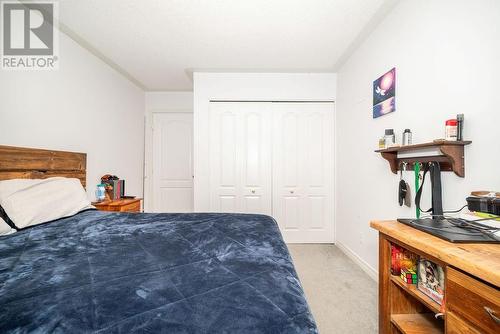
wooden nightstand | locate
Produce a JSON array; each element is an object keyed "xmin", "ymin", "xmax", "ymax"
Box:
[{"xmin": 92, "ymin": 198, "xmax": 142, "ymax": 213}]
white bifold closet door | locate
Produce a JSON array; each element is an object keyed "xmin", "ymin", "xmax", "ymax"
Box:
[
  {"xmin": 208, "ymin": 102, "xmax": 333, "ymax": 243},
  {"xmin": 209, "ymin": 102, "xmax": 272, "ymax": 215},
  {"xmin": 272, "ymin": 103, "xmax": 334, "ymax": 243}
]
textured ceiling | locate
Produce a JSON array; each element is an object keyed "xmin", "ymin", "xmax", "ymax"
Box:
[{"xmin": 58, "ymin": 0, "xmax": 391, "ymax": 90}]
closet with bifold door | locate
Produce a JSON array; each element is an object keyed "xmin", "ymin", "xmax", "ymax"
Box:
[{"xmin": 209, "ymin": 101, "xmax": 334, "ymax": 243}]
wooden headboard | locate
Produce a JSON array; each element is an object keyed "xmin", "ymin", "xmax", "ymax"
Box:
[{"xmin": 0, "ymin": 145, "xmax": 87, "ymax": 188}]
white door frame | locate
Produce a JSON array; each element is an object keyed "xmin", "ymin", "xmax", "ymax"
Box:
[{"xmin": 144, "ymin": 108, "xmax": 193, "ymax": 212}]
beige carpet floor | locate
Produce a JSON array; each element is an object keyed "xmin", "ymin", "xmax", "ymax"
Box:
[{"xmin": 288, "ymin": 244, "xmax": 378, "ymax": 333}]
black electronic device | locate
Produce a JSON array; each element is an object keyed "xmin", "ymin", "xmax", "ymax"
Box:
[
  {"xmin": 397, "ymin": 218, "xmax": 500, "ymax": 243},
  {"xmin": 467, "ymin": 196, "xmax": 500, "ymax": 215}
]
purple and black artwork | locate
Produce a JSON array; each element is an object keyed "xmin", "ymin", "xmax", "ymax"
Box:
[{"xmin": 373, "ymin": 67, "xmax": 396, "ymax": 118}]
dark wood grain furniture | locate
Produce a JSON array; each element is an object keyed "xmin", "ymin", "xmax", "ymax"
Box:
[
  {"xmin": 92, "ymin": 198, "xmax": 142, "ymax": 213},
  {"xmin": 371, "ymin": 220, "xmax": 500, "ymax": 334},
  {"xmin": 0, "ymin": 145, "xmax": 87, "ymax": 187}
]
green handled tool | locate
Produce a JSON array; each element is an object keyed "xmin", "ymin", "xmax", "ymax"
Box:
[{"xmin": 414, "ymin": 163, "xmax": 421, "ymax": 218}]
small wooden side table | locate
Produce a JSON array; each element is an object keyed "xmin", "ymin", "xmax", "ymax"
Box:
[{"xmin": 92, "ymin": 198, "xmax": 142, "ymax": 213}]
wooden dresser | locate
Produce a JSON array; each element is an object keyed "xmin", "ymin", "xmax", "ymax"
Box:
[
  {"xmin": 371, "ymin": 220, "xmax": 500, "ymax": 334},
  {"xmin": 92, "ymin": 198, "xmax": 142, "ymax": 213}
]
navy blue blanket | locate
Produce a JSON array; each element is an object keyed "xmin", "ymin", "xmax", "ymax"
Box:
[{"xmin": 0, "ymin": 211, "xmax": 317, "ymax": 333}]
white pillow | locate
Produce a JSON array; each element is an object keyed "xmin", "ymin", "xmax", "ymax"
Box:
[
  {"xmin": 0, "ymin": 177, "xmax": 92, "ymax": 229},
  {"xmin": 0, "ymin": 217, "xmax": 15, "ymax": 235}
]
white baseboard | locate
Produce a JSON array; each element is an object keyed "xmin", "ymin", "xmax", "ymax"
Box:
[{"xmin": 336, "ymin": 242, "xmax": 378, "ymax": 282}]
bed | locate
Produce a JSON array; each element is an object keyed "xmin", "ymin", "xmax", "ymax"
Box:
[{"xmin": 0, "ymin": 145, "xmax": 318, "ymax": 333}]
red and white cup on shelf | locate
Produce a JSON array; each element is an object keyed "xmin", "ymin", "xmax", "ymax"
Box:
[{"xmin": 445, "ymin": 119, "xmax": 458, "ymax": 141}]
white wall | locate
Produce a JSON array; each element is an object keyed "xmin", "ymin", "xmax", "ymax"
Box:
[
  {"xmin": 193, "ymin": 72, "xmax": 337, "ymax": 211},
  {"xmin": 145, "ymin": 92, "xmax": 193, "ymax": 111},
  {"xmin": 144, "ymin": 92, "xmax": 193, "ymax": 211},
  {"xmin": 336, "ymin": 0, "xmax": 500, "ymax": 276},
  {"xmin": 0, "ymin": 32, "xmax": 145, "ymax": 200}
]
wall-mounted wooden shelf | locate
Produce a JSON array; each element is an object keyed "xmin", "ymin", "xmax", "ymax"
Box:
[{"xmin": 375, "ymin": 140, "xmax": 472, "ymax": 177}]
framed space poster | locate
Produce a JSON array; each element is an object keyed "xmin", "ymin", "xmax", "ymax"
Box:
[{"xmin": 373, "ymin": 67, "xmax": 396, "ymax": 118}]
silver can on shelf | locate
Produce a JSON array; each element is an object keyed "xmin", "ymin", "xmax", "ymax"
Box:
[{"xmin": 402, "ymin": 129, "xmax": 412, "ymax": 146}]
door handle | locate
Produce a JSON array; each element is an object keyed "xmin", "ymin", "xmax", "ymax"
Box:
[
  {"xmin": 290, "ymin": 190, "xmax": 294, "ymax": 194},
  {"xmin": 251, "ymin": 190, "xmax": 256, "ymax": 194}
]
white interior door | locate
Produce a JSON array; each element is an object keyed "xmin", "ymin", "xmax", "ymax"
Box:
[
  {"xmin": 273, "ymin": 103, "xmax": 334, "ymax": 243},
  {"xmin": 152, "ymin": 112, "xmax": 193, "ymax": 212},
  {"xmin": 209, "ymin": 102, "xmax": 272, "ymax": 215}
]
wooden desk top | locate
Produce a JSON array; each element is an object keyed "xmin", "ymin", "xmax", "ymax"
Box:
[{"xmin": 371, "ymin": 220, "xmax": 500, "ymax": 287}]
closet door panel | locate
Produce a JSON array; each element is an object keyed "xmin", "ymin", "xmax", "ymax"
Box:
[
  {"xmin": 301, "ymin": 109, "xmax": 331, "ymax": 233},
  {"xmin": 283, "ymin": 112, "xmax": 300, "ymax": 187},
  {"xmin": 307, "ymin": 196, "xmax": 326, "ymax": 230},
  {"xmin": 219, "ymin": 196, "xmax": 237, "ymax": 213},
  {"xmin": 243, "ymin": 195, "xmax": 263, "ymax": 214},
  {"xmin": 273, "ymin": 107, "xmax": 302, "ymax": 234},
  {"xmin": 209, "ymin": 105, "xmax": 241, "ymax": 212},
  {"xmin": 240, "ymin": 108, "xmax": 272, "ymax": 215},
  {"xmin": 209, "ymin": 102, "xmax": 272, "ymax": 215},
  {"xmin": 283, "ymin": 196, "xmax": 300, "ymax": 230},
  {"xmin": 243, "ymin": 112, "xmax": 261, "ymax": 185},
  {"xmin": 273, "ymin": 103, "xmax": 334, "ymax": 243},
  {"xmin": 220, "ymin": 112, "xmax": 238, "ymax": 186},
  {"xmin": 305, "ymin": 112, "xmax": 325, "ymax": 187}
]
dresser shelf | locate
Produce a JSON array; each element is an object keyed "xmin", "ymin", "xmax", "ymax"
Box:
[
  {"xmin": 391, "ymin": 313, "xmax": 443, "ymax": 334},
  {"xmin": 390, "ymin": 276, "xmax": 441, "ymax": 314}
]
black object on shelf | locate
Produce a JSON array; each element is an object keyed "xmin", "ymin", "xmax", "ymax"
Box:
[
  {"xmin": 467, "ymin": 196, "xmax": 500, "ymax": 216},
  {"xmin": 120, "ymin": 180, "xmax": 125, "ymax": 198},
  {"xmin": 457, "ymin": 114, "xmax": 464, "ymax": 141}
]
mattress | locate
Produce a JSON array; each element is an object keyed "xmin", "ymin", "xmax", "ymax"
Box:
[{"xmin": 0, "ymin": 211, "xmax": 317, "ymax": 333}]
